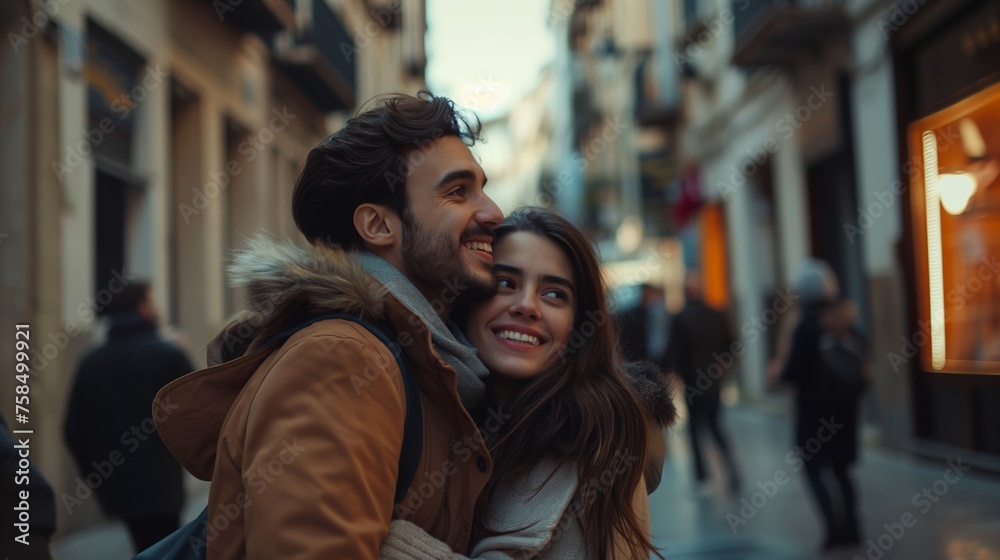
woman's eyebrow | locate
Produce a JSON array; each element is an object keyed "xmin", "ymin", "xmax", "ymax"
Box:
[
  {"xmin": 493, "ymin": 263, "xmax": 522, "ymax": 276},
  {"xmin": 495, "ymin": 263, "xmax": 574, "ymax": 293},
  {"xmin": 540, "ymin": 274, "xmax": 575, "ymax": 293}
]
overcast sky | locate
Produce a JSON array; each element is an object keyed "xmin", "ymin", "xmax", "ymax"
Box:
[{"xmin": 425, "ymin": 0, "xmax": 555, "ymax": 121}]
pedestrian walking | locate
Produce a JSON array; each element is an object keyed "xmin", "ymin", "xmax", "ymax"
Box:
[
  {"xmin": 64, "ymin": 281, "xmax": 194, "ymax": 553},
  {"xmin": 666, "ymin": 272, "xmax": 741, "ymax": 492},
  {"xmin": 776, "ymin": 259, "xmax": 868, "ymax": 550}
]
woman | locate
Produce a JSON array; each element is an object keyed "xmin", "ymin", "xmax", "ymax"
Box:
[{"xmin": 381, "ymin": 207, "xmax": 662, "ymax": 559}]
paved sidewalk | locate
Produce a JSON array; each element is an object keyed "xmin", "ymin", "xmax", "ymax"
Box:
[
  {"xmin": 649, "ymin": 406, "xmax": 1000, "ymax": 560},
  {"xmin": 52, "ymin": 406, "xmax": 1000, "ymax": 559}
]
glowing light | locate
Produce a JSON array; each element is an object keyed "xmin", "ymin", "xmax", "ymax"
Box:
[
  {"xmin": 616, "ymin": 215, "xmax": 643, "ymax": 254},
  {"xmin": 938, "ymin": 172, "xmax": 977, "ymax": 215},
  {"xmin": 922, "ymin": 131, "xmax": 946, "ymax": 370}
]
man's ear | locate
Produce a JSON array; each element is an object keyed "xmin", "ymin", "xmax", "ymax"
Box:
[{"xmin": 353, "ymin": 203, "xmax": 399, "ymax": 248}]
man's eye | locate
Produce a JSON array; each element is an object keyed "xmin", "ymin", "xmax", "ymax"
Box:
[{"xmin": 448, "ymin": 186, "xmax": 466, "ymax": 197}]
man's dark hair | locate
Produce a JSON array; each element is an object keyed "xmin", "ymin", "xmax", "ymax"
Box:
[
  {"xmin": 103, "ymin": 281, "xmax": 151, "ymax": 316},
  {"xmin": 292, "ymin": 90, "xmax": 482, "ymax": 249}
]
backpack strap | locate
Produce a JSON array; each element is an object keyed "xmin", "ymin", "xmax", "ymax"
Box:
[{"xmin": 261, "ymin": 312, "xmax": 423, "ymax": 505}]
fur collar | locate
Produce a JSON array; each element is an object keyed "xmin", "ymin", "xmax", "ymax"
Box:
[{"xmin": 207, "ymin": 235, "xmax": 388, "ymax": 364}]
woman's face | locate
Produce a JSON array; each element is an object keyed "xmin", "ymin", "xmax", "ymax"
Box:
[{"xmin": 467, "ymin": 231, "xmax": 576, "ymax": 381}]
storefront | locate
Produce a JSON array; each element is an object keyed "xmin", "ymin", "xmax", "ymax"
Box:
[{"xmin": 894, "ymin": 0, "xmax": 1000, "ymax": 466}]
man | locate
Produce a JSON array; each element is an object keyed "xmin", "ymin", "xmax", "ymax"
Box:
[
  {"xmin": 154, "ymin": 92, "xmax": 503, "ymax": 558},
  {"xmin": 666, "ymin": 273, "xmax": 740, "ymax": 492},
  {"xmin": 64, "ymin": 281, "xmax": 193, "ymax": 552}
]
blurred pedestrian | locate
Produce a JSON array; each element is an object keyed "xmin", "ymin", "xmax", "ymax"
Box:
[
  {"xmin": 618, "ymin": 283, "xmax": 670, "ymax": 367},
  {"xmin": 776, "ymin": 259, "xmax": 868, "ymax": 550},
  {"xmin": 1, "ymin": 411, "xmax": 56, "ymax": 560},
  {"xmin": 666, "ymin": 272, "xmax": 740, "ymax": 492},
  {"xmin": 63, "ymin": 280, "xmax": 194, "ymax": 553}
]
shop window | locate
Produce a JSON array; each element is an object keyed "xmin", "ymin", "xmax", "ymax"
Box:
[{"xmin": 908, "ymin": 81, "xmax": 1000, "ymax": 374}]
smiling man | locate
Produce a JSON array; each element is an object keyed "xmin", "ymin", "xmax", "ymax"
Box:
[{"xmin": 155, "ymin": 92, "xmax": 503, "ymax": 559}]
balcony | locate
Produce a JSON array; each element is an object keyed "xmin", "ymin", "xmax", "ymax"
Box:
[
  {"xmin": 732, "ymin": 0, "xmax": 849, "ymax": 67},
  {"xmin": 273, "ymin": 0, "xmax": 357, "ymax": 111},
  {"xmin": 208, "ymin": 0, "xmax": 296, "ymax": 40},
  {"xmin": 634, "ymin": 55, "xmax": 680, "ymax": 128}
]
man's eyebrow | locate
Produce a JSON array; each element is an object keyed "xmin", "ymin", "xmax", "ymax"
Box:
[{"xmin": 436, "ymin": 169, "xmax": 482, "ymax": 190}]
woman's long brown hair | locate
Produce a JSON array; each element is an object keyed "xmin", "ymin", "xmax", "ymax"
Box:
[{"xmin": 475, "ymin": 207, "xmax": 659, "ymax": 559}]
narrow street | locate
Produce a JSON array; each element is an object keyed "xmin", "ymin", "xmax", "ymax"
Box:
[{"xmin": 650, "ymin": 406, "xmax": 1000, "ymax": 560}]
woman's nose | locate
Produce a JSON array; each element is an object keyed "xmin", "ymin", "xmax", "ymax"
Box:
[{"xmin": 509, "ymin": 292, "xmax": 540, "ymax": 321}]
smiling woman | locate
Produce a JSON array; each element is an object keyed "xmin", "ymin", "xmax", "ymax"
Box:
[
  {"xmin": 380, "ymin": 207, "xmax": 662, "ymax": 559},
  {"xmin": 467, "ymin": 230, "xmax": 577, "ymax": 389}
]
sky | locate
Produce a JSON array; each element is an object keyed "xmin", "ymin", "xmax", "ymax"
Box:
[{"xmin": 425, "ymin": 0, "xmax": 556, "ymax": 121}]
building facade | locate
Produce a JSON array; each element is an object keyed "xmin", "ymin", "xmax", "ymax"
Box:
[
  {"xmin": 674, "ymin": 0, "xmax": 1000, "ymax": 469},
  {"xmin": 0, "ymin": 0, "xmax": 425, "ymax": 535}
]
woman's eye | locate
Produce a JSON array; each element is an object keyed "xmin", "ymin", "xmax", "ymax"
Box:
[
  {"xmin": 496, "ymin": 277, "xmax": 515, "ymax": 290},
  {"xmin": 543, "ymin": 289, "xmax": 569, "ymax": 302}
]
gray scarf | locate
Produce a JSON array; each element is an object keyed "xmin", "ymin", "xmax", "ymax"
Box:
[{"xmin": 357, "ymin": 251, "xmax": 489, "ymax": 409}]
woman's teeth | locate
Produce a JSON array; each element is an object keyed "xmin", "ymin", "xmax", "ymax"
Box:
[{"xmin": 495, "ymin": 330, "xmax": 540, "ymax": 346}]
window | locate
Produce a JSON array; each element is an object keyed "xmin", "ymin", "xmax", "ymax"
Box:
[{"xmin": 908, "ymin": 80, "xmax": 1000, "ymax": 374}]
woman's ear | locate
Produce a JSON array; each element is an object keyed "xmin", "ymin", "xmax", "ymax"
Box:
[{"xmin": 353, "ymin": 203, "xmax": 398, "ymax": 248}]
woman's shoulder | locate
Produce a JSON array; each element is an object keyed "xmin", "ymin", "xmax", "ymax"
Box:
[
  {"xmin": 473, "ymin": 457, "xmax": 592, "ymax": 557},
  {"xmin": 493, "ymin": 457, "xmax": 579, "ymax": 506}
]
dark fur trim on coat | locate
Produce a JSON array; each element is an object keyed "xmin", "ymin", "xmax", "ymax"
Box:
[{"xmin": 624, "ymin": 360, "xmax": 678, "ymax": 428}]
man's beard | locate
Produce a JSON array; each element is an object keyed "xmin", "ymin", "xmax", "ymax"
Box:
[{"xmin": 400, "ymin": 218, "xmax": 497, "ymax": 309}]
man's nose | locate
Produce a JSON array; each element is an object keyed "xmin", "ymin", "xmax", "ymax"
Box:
[{"xmin": 476, "ymin": 192, "xmax": 503, "ymax": 229}]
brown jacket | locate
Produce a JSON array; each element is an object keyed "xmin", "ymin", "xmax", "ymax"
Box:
[{"xmin": 154, "ymin": 239, "xmax": 492, "ymax": 559}]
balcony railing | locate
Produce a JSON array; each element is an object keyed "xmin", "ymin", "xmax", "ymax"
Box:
[
  {"xmin": 272, "ymin": 0, "xmax": 357, "ymax": 112},
  {"xmin": 732, "ymin": 0, "xmax": 848, "ymax": 67},
  {"xmin": 207, "ymin": 0, "xmax": 296, "ymax": 40}
]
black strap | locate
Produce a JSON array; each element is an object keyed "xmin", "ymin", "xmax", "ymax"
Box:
[{"xmin": 263, "ymin": 312, "xmax": 423, "ymax": 505}]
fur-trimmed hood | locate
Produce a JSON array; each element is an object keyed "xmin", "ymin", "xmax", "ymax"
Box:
[{"xmin": 207, "ymin": 234, "xmax": 389, "ymax": 365}]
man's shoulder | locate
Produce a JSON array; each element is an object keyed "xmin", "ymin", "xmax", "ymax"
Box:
[{"xmin": 265, "ymin": 318, "xmax": 404, "ymax": 379}]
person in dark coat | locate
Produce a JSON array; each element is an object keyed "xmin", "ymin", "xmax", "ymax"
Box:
[
  {"xmin": 666, "ymin": 273, "xmax": 740, "ymax": 491},
  {"xmin": 777, "ymin": 259, "xmax": 867, "ymax": 550},
  {"xmin": 63, "ymin": 280, "xmax": 194, "ymax": 553},
  {"xmin": 617, "ymin": 283, "xmax": 669, "ymax": 366},
  {"xmin": 1, "ymin": 411, "xmax": 56, "ymax": 560}
]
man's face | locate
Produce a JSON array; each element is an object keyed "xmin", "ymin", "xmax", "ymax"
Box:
[{"xmin": 398, "ymin": 136, "xmax": 504, "ymax": 308}]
